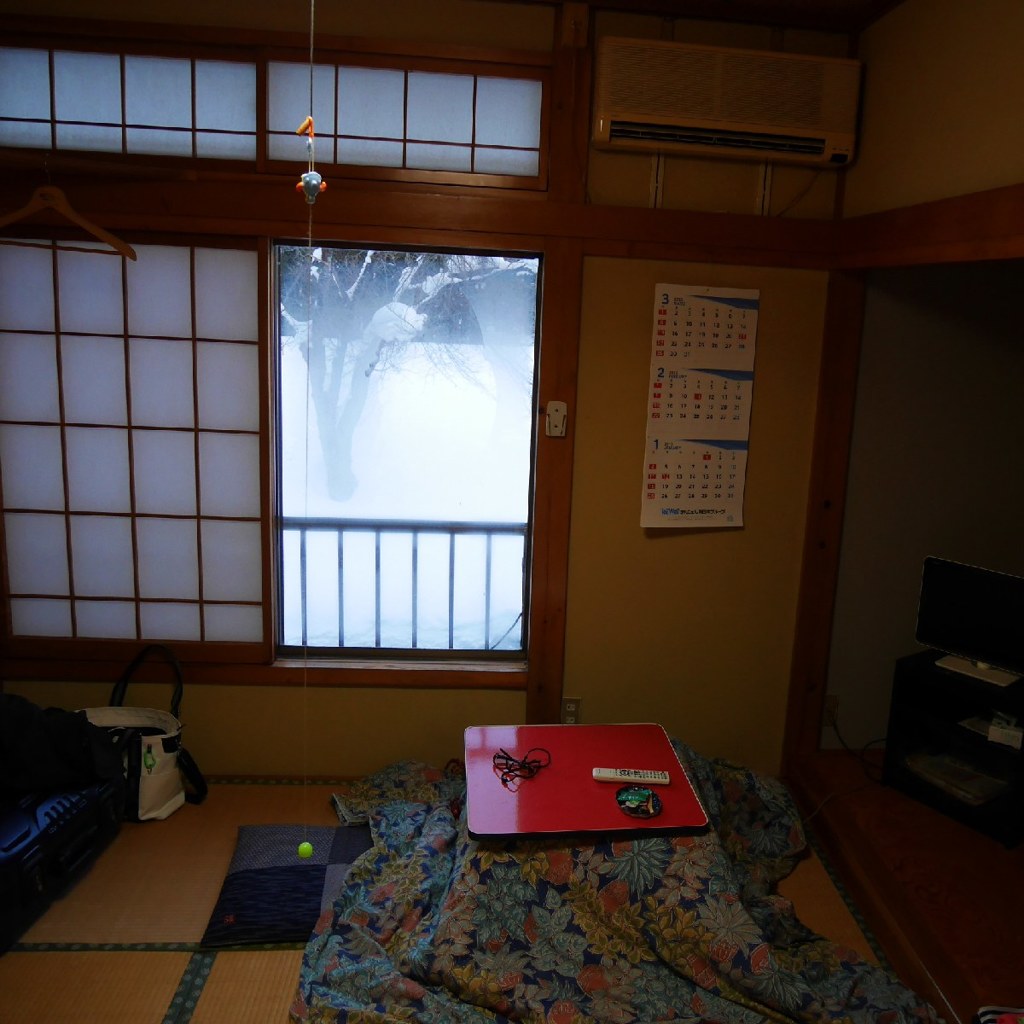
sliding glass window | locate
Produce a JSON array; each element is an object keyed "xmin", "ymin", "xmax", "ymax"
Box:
[{"xmin": 276, "ymin": 244, "xmax": 540, "ymax": 655}]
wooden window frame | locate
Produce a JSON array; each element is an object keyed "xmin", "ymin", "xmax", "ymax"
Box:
[
  {"xmin": 0, "ymin": 22, "xmax": 551, "ymax": 192},
  {"xmin": 0, "ymin": 18, "xmax": 576, "ymax": 725},
  {"xmin": 0, "ymin": 229, "xmax": 575, "ymax": 706}
]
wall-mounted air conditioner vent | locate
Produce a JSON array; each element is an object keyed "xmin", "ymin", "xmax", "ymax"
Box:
[{"xmin": 593, "ymin": 37, "xmax": 862, "ymax": 167}]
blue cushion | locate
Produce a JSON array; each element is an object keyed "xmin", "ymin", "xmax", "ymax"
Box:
[{"xmin": 200, "ymin": 824, "xmax": 372, "ymax": 947}]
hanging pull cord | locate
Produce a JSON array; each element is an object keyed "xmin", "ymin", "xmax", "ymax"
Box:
[
  {"xmin": 295, "ymin": 0, "xmax": 324, "ymax": 208},
  {"xmin": 297, "ymin": 0, "xmax": 318, "ymax": 864},
  {"xmin": 295, "ymin": 117, "xmax": 326, "ymax": 205}
]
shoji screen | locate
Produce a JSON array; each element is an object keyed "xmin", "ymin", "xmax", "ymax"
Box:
[{"xmin": 0, "ymin": 240, "xmax": 263, "ymax": 643}]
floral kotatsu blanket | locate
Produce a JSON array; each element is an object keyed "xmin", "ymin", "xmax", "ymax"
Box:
[{"xmin": 291, "ymin": 741, "xmax": 938, "ymax": 1024}]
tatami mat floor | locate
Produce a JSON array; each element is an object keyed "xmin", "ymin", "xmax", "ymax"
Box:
[{"xmin": 1, "ymin": 782, "xmax": 875, "ymax": 1024}]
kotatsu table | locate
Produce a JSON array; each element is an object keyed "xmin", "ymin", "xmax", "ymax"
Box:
[{"xmin": 464, "ymin": 722, "xmax": 708, "ymax": 839}]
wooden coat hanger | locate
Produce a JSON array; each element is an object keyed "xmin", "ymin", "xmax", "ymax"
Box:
[{"xmin": 0, "ymin": 186, "xmax": 137, "ymax": 260}]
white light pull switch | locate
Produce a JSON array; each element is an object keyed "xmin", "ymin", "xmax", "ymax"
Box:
[{"xmin": 545, "ymin": 400, "xmax": 568, "ymax": 437}]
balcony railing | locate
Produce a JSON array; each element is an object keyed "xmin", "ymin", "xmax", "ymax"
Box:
[{"xmin": 279, "ymin": 516, "xmax": 528, "ymax": 653}]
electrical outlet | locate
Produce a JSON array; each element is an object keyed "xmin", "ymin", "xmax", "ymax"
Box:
[
  {"xmin": 561, "ymin": 697, "xmax": 582, "ymax": 724},
  {"xmin": 824, "ymin": 694, "xmax": 839, "ymax": 727}
]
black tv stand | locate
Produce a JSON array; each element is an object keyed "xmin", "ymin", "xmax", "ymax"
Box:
[{"xmin": 883, "ymin": 650, "xmax": 1024, "ymax": 846}]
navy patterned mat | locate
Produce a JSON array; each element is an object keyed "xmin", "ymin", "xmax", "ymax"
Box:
[{"xmin": 200, "ymin": 824, "xmax": 373, "ymax": 948}]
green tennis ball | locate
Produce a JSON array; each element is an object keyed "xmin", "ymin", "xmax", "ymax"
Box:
[{"xmin": 297, "ymin": 840, "xmax": 314, "ymax": 859}]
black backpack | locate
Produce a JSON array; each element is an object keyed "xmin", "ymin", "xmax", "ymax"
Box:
[{"xmin": 0, "ymin": 693, "xmax": 126, "ymax": 797}]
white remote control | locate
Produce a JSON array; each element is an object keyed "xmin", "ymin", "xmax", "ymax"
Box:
[{"xmin": 592, "ymin": 767, "xmax": 671, "ymax": 785}]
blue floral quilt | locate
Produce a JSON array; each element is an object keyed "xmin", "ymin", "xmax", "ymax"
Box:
[{"xmin": 291, "ymin": 741, "xmax": 938, "ymax": 1024}]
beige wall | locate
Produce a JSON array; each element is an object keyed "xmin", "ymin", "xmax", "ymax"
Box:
[
  {"xmin": 565, "ymin": 259, "xmax": 826, "ymax": 774},
  {"xmin": 4, "ymin": 678, "xmax": 526, "ymax": 777},
  {"xmin": 843, "ymin": 0, "xmax": 1024, "ymax": 215}
]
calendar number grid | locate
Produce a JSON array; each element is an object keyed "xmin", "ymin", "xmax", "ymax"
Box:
[{"xmin": 642, "ymin": 285, "xmax": 759, "ymax": 528}]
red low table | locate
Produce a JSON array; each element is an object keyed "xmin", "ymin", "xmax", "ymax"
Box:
[{"xmin": 464, "ymin": 723, "xmax": 708, "ymax": 839}]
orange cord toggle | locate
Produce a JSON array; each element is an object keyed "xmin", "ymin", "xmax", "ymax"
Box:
[{"xmin": 294, "ymin": 116, "xmax": 325, "ymax": 202}]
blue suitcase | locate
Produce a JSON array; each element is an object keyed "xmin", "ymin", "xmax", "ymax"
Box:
[{"xmin": 0, "ymin": 779, "xmax": 122, "ymax": 952}]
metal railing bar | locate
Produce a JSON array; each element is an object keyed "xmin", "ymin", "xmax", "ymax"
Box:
[
  {"xmin": 411, "ymin": 532, "xmax": 419, "ymax": 650},
  {"xmin": 484, "ymin": 533, "xmax": 493, "ymax": 650},
  {"xmin": 299, "ymin": 528, "xmax": 308, "ymax": 647},
  {"xmin": 281, "ymin": 518, "xmax": 528, "ymax": 652},
  {"xmin": 282, "ymin": 515, "xmax": 525, "ymax": 535},
  {"xmin": 374, "ymin": 530, "xmax": 382, "ymax": 648},
  {"xmin": 337, "ymin": 532, "xmax": 345, "ymax": 648},
  {"xmin": 448, "ymin": 533, "xmax": 455, "ymax": 650}
]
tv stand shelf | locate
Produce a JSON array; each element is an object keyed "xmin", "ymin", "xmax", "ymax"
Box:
[{"xmin": 883, "ymin": 651, "xmax": 1024, "ymax": 846}]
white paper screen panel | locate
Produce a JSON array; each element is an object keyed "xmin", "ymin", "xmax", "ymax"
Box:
[
  {"xmin": 10, "ymin": 599, "xmax": 71, "ymax": 637},
  {"xmin": 195, "ymin": 249, "xmax": 259, "ymax": 340},
  {"xmin": 77, "ymin": 600, "xmax": 137, "ymax": 639},
  {"xmin": 0, "ymin": 240, "xmax": 264, "ymax": 643},
  {"xmin": 408, "ymin": 143, "xmax": 472, "ymax": 172},
  {"xmin": 0, "ymin": 46, "xmax": 540, "ymax": 178},
  {"xmin": 199, "ymin": 433, "xmax": 261, "ymax": 517},
  {"xmin": 65, "ymin": 427, "xmax": 132, "ymax": 512},
  {"xmin": 0, "ymin": 334, "xmax": 59, "ymax": 419},
  {"xmin": 0, "ymin": 246, "xmax": 55, "ymax": 330},
  {"xmin": 476, "ymin": 78, "xmax": 542, "ymax": 148},
  {"xmin": 125, "ymin": 56, "xmax": 192, "ymax": 156},
  {"xmin": 205, "ymin": 603, "xmax": 263, "ymax": 642},
  {"xmin": 267, "ymin": 62, "xmax": 337, "ymax": 162},
  {"xmin": 59, "ymin": 250, "xmax": 125, "ymax": 333},
  {"xmin": 336, "ymin": 66, "xmax": 406, "ymax": 168},
  {"xmin": 70, "ymin": 516, "xmax": 135, "ymax": 596},
  {"xmin": 201, "ymin": 521, "xmax": 263, "ymax": 602},
  {"xmin": 0, "ymin": 48, "xmax": 257, "ymax": 159},
  {"xmin": 339, "ymin": 67, "xmax": 405, "ymax": 139},
  {"xmin": 132, "ymin": 431, "xmax": 197, "ymax": 515},
  {"xmin": 128, "ymin": 247, "xmax": 193, "ymax": 336},
  {"xmin": 129, "ymin": 340, "xmax": 195, "ymax": 428},
  {"xmin": 0, "ymin": 426, "xmax": 65, "ymax": 508},
  {"xmin": 54, "ymin": 51, "xmax": 121, "ymax": 152},
  {"xmin": 4, "ymin": 514, "xmax": 69, "ymax": 593},
  {"xmin": 269, "ymin": 61, "xmax": 542, "ymax": 177},
  {"xmin": 408, "ymin": 73, "xmax": 475, "ymax": 144},
  {"xmin": 475, "ymin": 148, "xmax": 540, "ymax": 176},
  {"xmin": 137, "ymin": 518, "xmax": 200, "ymax": 598},
  {"xmin": 61, "ymin": 337, "xmax": 128, "ymax": 423},
  {"xmin": 140, "ymin": 603, "xmax": 201, "ymax": 641},
  {"xmin": 197, "ymin": 342, "xmax": 260, "ymax": 431},
  {"xmin": 474, "ymin": 77, "xmax": 542, "ymax": 175},
  {"xmin": 0, "ymin": 48, "xmax": 51, "ymax": 147}
]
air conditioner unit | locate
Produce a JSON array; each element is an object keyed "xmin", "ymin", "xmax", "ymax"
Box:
[{"xmin": 593, "ymin": 36, "xmax": 862, "ymax": 167}]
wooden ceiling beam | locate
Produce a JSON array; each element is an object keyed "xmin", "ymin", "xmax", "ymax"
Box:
[{"xmin": 477, "ymin": 0, "xmax": 903, "ymax": 34}]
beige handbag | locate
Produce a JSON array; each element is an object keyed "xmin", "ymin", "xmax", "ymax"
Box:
[{"xmin": 82, "ymin": 645, "xmax": 206, "ymax": 821}]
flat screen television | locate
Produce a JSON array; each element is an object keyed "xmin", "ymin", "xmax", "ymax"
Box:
[{"xmin": 915, "ymin": 556, "xmax": 1024, "ymax": 682}]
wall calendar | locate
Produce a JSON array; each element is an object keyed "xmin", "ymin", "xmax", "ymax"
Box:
[{"xmin": 642, "ymin": 284, "xmax": 759, "ymax": 528}]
